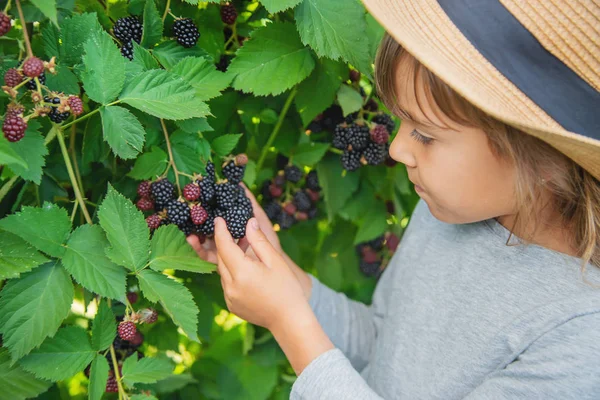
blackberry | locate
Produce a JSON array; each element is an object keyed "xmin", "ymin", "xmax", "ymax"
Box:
[
  {"xmin": 222, "ymin": 160, "xmax": 245, "ymax": 184},
  {"xmin": 198, "ymin": 178, "xmax": 215, "ymax": 204},
  {"xmin": 359, "ymin": 260, "xmax": 381, "ymax": 277},
  {"xmin": 293, "ymin": 191, "xmax": 312, "ymax": 212},
  {"xmin": 236, "ymin": 191, "xmax": 253, "ymax": 215},
  {"xmin": 296, "ymin": 211, "xmax": 308, "ymax": 221},
  {"xmin": 137, "ymin": 181, "xmax": 151, "ymax": 198},
  {"xmin": 183, "ymin": 182, "xmax": 201, "ymax": 201},
  {"xmin": 306, "ymin": 189, "xmax": 320, "ymax": 203},
  {"xmin": 173, "ymin": 18, "xmax": 200, "ymax": 48},
  {"xmin": 276, "ymin": 154, "xmax": 289, "ymax": 171},
  {"xmin": 166, "ymin": 199, "xmax": 190, "ymax": 226},
  {"xmin": 106, "ymin": 376, "xmax": 119, "ymax": 393},
  {"xmin": 190, "ymin": 204, "xmax": 208, "ymax": 225},
  {"xmin": 199, "ymin": 208, "xmax": 215, "ymax": 236},
  {"xmin": 136, "ymin": 197, "xmax": 154, "ymax": 211},
  {"xmin": 151, "ymin": 179, "xmax": 175, "ymax": 204},
  {"xmin": 308, "ymin": 207, "xmax": 318, "ymax": 219},
  {"xmin": 220, "ymin": 3, "xmax": 238, "ymax": 25},
  {"xmin": 143, "ymin": 308, "xmax": 158, "ymax": 324},
  {"xmin": 264, "ymin": 201, "xmax": 282, "ymax": 221},
  {"xmin": 344, "ymin": 111, "xmax": 359, "ymax": 124},
  {"xmin": 67, "ymin": 96, "xmax": 84, "ymax": 116},
  {"xmin": 129, "ymin": 331, "xmax": 144, "ymax": 347},
  {"xmin": 4, "ymin": 68, "xmax": 22, "ymax": 87},
  {"xmin": 372, "ymin": 114, "xmax": 395, "ymax": 134},
  {"xmin": 321, "ymin": 105, "xmax": 344, "ymax": 131},
  {"xmin": 341, "ymin": 150, "xmax": 361, "ymax": 171},
  {"xmin": 225, "ymin": 207, "xmax": 250, "ymax": 239},
  {"xmin": 179, "ymin": 219, "xmax": 197, "ymax": 236},
  {"xmin": 363, "ymin": 142, "xmax": 387, "ymax": 165},
  {"xmin": 25, "ymin": 72, "xmax": 44, "ymax": 90},
  {"xmin": 284, "ymin": 165, "xmax": 302, "ymax": 183},
  {"xmin": 126, "ymin": 292, "xmax": 138, "ymax": 304},
  {"xmin": 146, "ymin": 214, "xmax": 162, "ymax": 230},
  {"xmin": 118, "ymin": 321, "xmax": 136, "ymax": 341},
  {"xmin": 216, "ymin": 54, "xmax": 233, "ymax": 72},
  {"xmin": 305, "ymin": 170, "xmax": 320, "ymax": 191},
  {"xmin": 349, "ymin": 69, "xmax": 360, "ymax": 82},
  {"xmin": 283, "ymin": 202, "xmax": 297, "ymax": 216},
  {"xmin": 386, "ymin": 233, "xmax": 400, "ymax": 252},
  {"xmin": 370, "ymin": 124, "xmax": 390, "ymax": 144},
  {"xmin": 0, "ymin": 12, "xmax": 11, "ymax": 36},
  {"xmin": 205, "ymin": 161, "xmax": 216, "ymax": 181},
  {"xmin": 48, "ymin": 103, "xmax": 71, "ymax": 124},
  {"xmin": 120, "ymin": 41, "xmax": 134, "ymax": 60},
  {"xmin": 332, "ymin": 124, "xmax": 349, "ymax": 150},
  {"xmin": 22, "ymin": 57, "xmax": 44, "ymax": 78},
  {"xmin": 2, "ymin": 113, "xmax": 27, "ymax": 142},
  {"xmin": 269, "ymin": 183, "xmax": 283, "ymax": 198},
  {"xmin": 113, "ymin": 16, "xmax": 143, "ymax": 44},
  {"xmin": 273, "ymin": 174, "xmax": 286, "ymax": 187},
  {"xmin": 277, "ymin": 213, "xmax": 295, "ymax": 230},
  {"xmin": 368, "ymin": 235, "xmax": 385, "ymax": 251},
  {"xmin": 215, "ymin": 181, "xmax": 236, "ymax": 209},
  {"xmin": 347, "ymin": 123, "xmax": 370, "ymax": 151},
  {"xmin": 261, "ymin": 180, "xmax": 272, "ymax": 201},
  {"xmin": 364, "ymin": 98, "xmax": 379, "ymax": 112},
  {"xmin": 307, "ymin": 120, "xmax": 323, "ymax": 133}
]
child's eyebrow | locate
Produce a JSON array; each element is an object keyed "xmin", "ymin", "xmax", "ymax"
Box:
[{"xmin": 395, "ymin": 107, "xmax": 442, "ymax": 130}]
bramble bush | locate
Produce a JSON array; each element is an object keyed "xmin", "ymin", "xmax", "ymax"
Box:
[{"xmin": 0, "ymin": 0, "xmax": 419, "ymax": 398}]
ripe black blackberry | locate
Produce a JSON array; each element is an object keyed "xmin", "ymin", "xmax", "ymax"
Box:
[
  {"xmin": 220, "ymin": 3, "xmax": 238, "ymax": 25},
  {"xmin": 166, "ymin": 199, "xmax": 190, "ymax": 226},
  {"xmin": 222, "ymin": 160, "xmax": 245, "ymax": 185},
  {"xmin": 332, "ymin": 124, "xmax": 349, "ymax": 150},
  {"xmin": 264, "ymin": 201, "xmax": 282, "ymax": 221},
  {"xmin": 305, "ymin": 170, "xmax": 320, "ymax": 191},
  {"xmin": 173, "ymin": 18, "xmax": 200, "ymax": 48},
  {"xmin": 236, "ymin": 192, "xmax": 253, "ymax": 215},
  {"xmin": 118, "ymin": 321, "xmax": 137, "ymax": 341},
  {"xmin": 22, "ymin": 57, "xmax": 44, "ymax": 78},
  {"xmin": 362, "ymin": 141, "xmax": 387, "ymax": 165},
  {"xmin": 341, "ymin": 149, "xmax": 361, "ymax": 171},
  {"xmin": 151, "ymin": 179, "xmax": 175, "ymax": 205},
  {"xmin": 308, "ymin": 207, "xmax": 318, "ymax": 219},
  {"xmin": 278, "ymin": 213, "xmax": 295, "ymax": 230},
  {"xmin": 284, "ymin": 165, "xmax": 302, "ymax": 183},
  {"xmin": 44, "ymin": 96, "xmax": 70, "ymax": 123},
  {"xmin": 372, "ymin": 114, "xmax": 395, "ymax": 134},
  {"xmin": 183, "ymin": 182, "xmax": 201, "ymax": 201},
  {"xmin": 199, "ymin": 208, "xmax": 216, "ymax": 235},
  {"xmin": 205, "ymin": 161, "xmax": 216, "ymax": 181},
  {"xmin": 307, "ymin": 120, "xmax": 323, "ymax": 133},
  {"xmin": 370, "ymin": 124, "xmax": 390, "ymax": 144},
  {"xmin": 25, "ymin": 72, "xmax": 44, "ymax": 90},
  {"xmin": 321, "ymin": 105, "xmax": 344, "ymax": 131},
  {"xmin": 120, "ymin": 41, "xmax": 134, "ymax": 60},
  {"xmin": 215, "ymin": 181, "xmax": 237, "ymax": 209},
  {"xmin": 225, "ymin": 207, "xmax": 251, "ymax": 239},
  {"xmin": 0, "ymin": 12, "xmax": 11, "ymax": 36},
  {"xmin": 347, "ymin": 123, "xmax": 370, "ymax": 151},
  {"xmin": 4, "ymin": 68, "xmax": 22, "ymax": 87},
  {"xmin": 359, "ymin": 260, "xmax": 381, "ymax": 277},
  {"xmin": 293, "ymin": 191, "xmax": 312, "ymax": 212},
  {"xmin": 344, "ymin": 111, "xmax": 359, "ymax": 124},
  {"xmin": 198, "ymin": 177, "xmax": 215, "ymax": 204},
  {"xmin": 3, "ymin": 113, "xmax": 27, "ymax": 142},
  {"xmin": 179, "ymin": 219, "xmax": 197, "ymax": 236},
  {"xmin": 113, "ymin": 16, "xmax": 143, "ymax": 44}
]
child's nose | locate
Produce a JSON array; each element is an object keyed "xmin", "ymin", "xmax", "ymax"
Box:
[{"xmin": 389, "ymin": 125, "xmax": 417, "ymax": 168}]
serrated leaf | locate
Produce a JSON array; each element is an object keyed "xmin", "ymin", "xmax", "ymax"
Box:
[
  {"xmin": 0, "ymin": 262, "xmax": 73, "ymax": 361},
  {"xmin": 152, "ymin": 40, "xmax": 211, "ymax": 69},
  {"xmin": 132, "ymin": 41, "xmax": 160, "ymax": 71},
  {"xmin": 291, "ymin": 142, "xmax": 329, "ymax": 167},
  {"xmin": 0, "ymin": 137, "xmax": 27, "ymax": 169},
  {"xmin": 228, "ymin": 22, "xmax": 315, "ymax": 96},
  {"xmin": 261, "ymin": 0, "xmax": 302, "ymax": 13},
  {"xmin": 63, "ymin": 225, "xmax": 127, "ymax": 299},
  {"xmin": 354, "ymin": 201, "xmax": 388, "ymax": 244},
  {"xmin": 175, "ymin": 117, "xmax": 213, "ymax": 133},
  {"xmin": 0, "ymin": 202, "xmax": 71, "ymax": 257},
  {"xmin": 0, "ymin": 231, "xmax": 49, "ymax": 280},
  {"xmin": 127, "ymin": 146, "xmax": 168, "ymax": 180},
  {"xmin": 122, "ymin": 354, "xmax": 173, "ymax": 385},
  {"xmin": 141, "ymin": 0, "xmax": 163, "ymax": 47},
  {"xmin": 210, "ymin": 134, "xmax": 242, "ymax": 157},
  {"xmin": 295, "ymin": 0, "xmax": 372, "ymax": 74},
  {"xmin": 30, "ymin": 0, "xmax": 58, "ymax": 25},
  {"xmin": 19, "ymin": 326, "xmax": 96, "ymax": 382},
  {"xmin": 366, "ymin": 13, "xmax": 385, "ymax": 60},
  {"xmin": 316, "ymin": 154, "xmax": 360, "ymax": 221},
  {"xmin": 138, "ymin": 269, "xmax": 200, "ymax": 342},
  {"xmin": 6, "ymin": 120, "xmax": 48, "ymax": 184},
  {"xmin": 42, "ymin": 23, "xmax": 60, "ymax": 59},
  {"xmin": 100, "ymin": 106, "xmax": 146, "ymax": 159},
  {"xmin": 81, "ymin": 29, "xmax": 125, "ymax": 104},
  {"xmin": 150, "ymin": 225, "xmax": 216, "ymax": 273},
  {"xmin": 0, "ymin": 348, "xmax": 52, "ymax": 400},
  {"xmin": 98, "ymin": 184, "xmax": 150, "ymax": 271},
  {"xmin": 119, "ymin": 69, "xmax": 210, "ymax": 120},
  {"xmin": 91, "ymin": 299, "xmax": 116, "ymax": 351},
  {"xmin": 45, "ymin": 64, "xmax": 81, "ymax": 95},
  {"xmin": 337, "ymin": 85, "xmax": 363, "ymax": 117},
  {"xmin": 170, "ymin": 130, "xmax": 209, "ymax": 174},
  {"xmin": 60, "ymin": 13, "xmax": 103, "ymax": 66},
  {"xmin": 171, "ymin": 57, "xmax": 232, "ymax": 101},
  {"xmin": 88, "ymin": 355, "xmax": 110, "ymax": 400}
]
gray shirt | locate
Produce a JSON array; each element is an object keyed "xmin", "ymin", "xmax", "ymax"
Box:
[{"xmin": 291, "ymin": 200, "xmax": 600, "ymax": 399}]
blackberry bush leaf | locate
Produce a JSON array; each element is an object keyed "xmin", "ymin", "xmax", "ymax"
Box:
[
  {"xmin": 119, "ymin": 69, "xmax": 210, "ymax": 120},
  {"xmin": 6, "ymin": 120, "xmax": 48, "ymax": 185},
  {"xmin": 0, "ymin": 202, "xmax": 71, "ymax": 258},
  {"xmin": 316, "ymin": 154, "xmax": 360, "ymax": 221},
  {"xmin": 171, "ymin": 57, "xmax": 231, "ymax": 101},
  {"xmin": 337, "ymin": 85, "xmax": 364, "ymax": 117},
  {"xmin": 354, "ymin": 201, "xmax": 388, "ymax": 245},
  {"xmin": 210, "ymin": 133, "xmax": 242, "ymax": 157},
  {"xmin": 45, "ymin": 64, "xmax": 80, "ymax": 95},
  {"xmin": 91, "ymin": 299, "xmax": 116, "ymax": 351},
  {"xmin": 0, "ymin": 231, "xmax": 49, "ymax": 280},
  {"xmin": 261, "ymin": 0, "xmax": 303, "ymax": 13},
  {"xmin": 291, "ymin": 142, "xmax": 330, "ymax": 167},
  {"xmin": 138, "ymin": 269, "xmax": 200, "ymax": 342},
  {"xmin": 175, "ymin": 117, "xmax": 213, "ymax": 133},
  {"xmin": 171, "ymin": 130, "xmax": 209, "ymax": 175},
  {"xmin": 100, "ymin": 105, "xmax": 146, "ymax": 159},
  {"xmin": 63, "ymin": 225, "xmax": 127, "ymax": 300},
  {"xmin": 0, "ymin": 348, "xmax": 52, "ymax": 400},
  {"xmin": 152, "ymin": 40, "xmax": 211, "ymax": 69},
  {"xmin": 88, "ymin": 355, "xmax": 110, "ymax": 400},
  {"xmin": 0, "ymin": 262, "xmax": 74, "ymax": 361},
  {"xmin": 132, "ymin": 41, "xmax": 160, "ymax": 71},
  {"xmin": 29, "ymin": 0, "xmax": 58, "ymax": 26},
  {"xmin": 127, "ymin": 146, "xmax": 169, "ymax": 180},
  {"xmin": 295, "ymin": 0, "xmax": 371, "ymax": 75},
  {"xmin": 149, "ymin": 225, "xmax": 216, "ymax": 273},
  {"xmin": 42, "ymin": 22, "xmax": 60, "ymax": 59},
  {"xmin": 121, "ymin": 353, "xmax": 173, "ymax": 385},
  {"xmin": 0, "ymin": 137, "xmax": 27, "ymax": 168},
  {"xmin": 59, "ymin": 13, "xmax": 103, "ymax": 66},
  {"xmin": 98, "ymin": 184, "xmax": 150, "ymax": 271},
  {"xmin": 81, "ymin": 29, "xmax": 125, "ymax": 104},
  {"xmin": 228, "ymin": 22, "xmax": 315, "ymax": 96},
  {"xmin": 141, "ymin": 0, "xmax": 163, "ymax": 48},
  {"xmin": 130, "ymin": 395, "xmax": 159, "ymax": 400},
  {"xmin": 19, "ymin": 326, "xmax": 96, "ymax": 382}
]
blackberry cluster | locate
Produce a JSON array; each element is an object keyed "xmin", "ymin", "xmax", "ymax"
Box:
[
  {"xmin": 44, "ymin": 96, "xmax": 71, "ymax": 123},
  {"xmin": 0, "ymin": 12, "xmax": 11, "ymax": 36},
  {"xmin": 261, "ymin": 167, "xmax": 321, "ymax": 230},
  {"xmin": 103, "ymin": 315, "xmax": 145, "ymax": 393},
  {"xmin": 220, "ymin": 3, "xmax": 238, "ymax": 25},
  {"xmin": 113, "ymin": 16, "xmax": 142, "ymax": 60},
  {"xmin": 2, "ymin": 105, "xmax": 27, "ymax": 142},
  {"xmin": 173, "ymin": 18, "xmax": 200, "ymax": 48},
  {"xmin": 355, "ymin": 233, "xmax": 401, "ymax": 278}
]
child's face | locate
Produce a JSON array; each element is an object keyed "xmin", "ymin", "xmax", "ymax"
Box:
[{"xmin": 389, "ymin": 67, "xmax": 518, "ymax": 224}]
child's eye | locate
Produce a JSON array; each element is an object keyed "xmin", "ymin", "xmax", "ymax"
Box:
[{"xmin": 409, "ymin": 129, "xmax": 434, "ymax": 145}]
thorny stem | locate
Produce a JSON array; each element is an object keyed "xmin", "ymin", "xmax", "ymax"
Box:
[
  {"xmin": 161, "ymin": 0, "xmax": 171, "ymax": 22},
  {"xmin": 256, "ymin": 86, "xmax": 298, "ymax": 173},
  {"xmin": 160, "ymin": 118, "xmax": 181, "ymax": 196},
  {"xmin": 14, "ymin": 0, "xmax": 32, "ymax": 59}
]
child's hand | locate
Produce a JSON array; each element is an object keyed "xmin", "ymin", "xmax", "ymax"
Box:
[{"xmin": 213, "ymin": 216, "xmax": 311, "ymax": 331}]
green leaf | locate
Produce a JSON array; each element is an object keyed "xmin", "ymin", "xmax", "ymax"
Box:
[
  {"xmin": 88, "ymin": 355, "xmax": 110, "ymax": 400},
  {"xmin": 119, "ymin": 70, "xmax": 210, "ymax": 120},
  {"xmin": 295, "ymin": 0, "xmax": 372, "ymax": 74},
  {"xmin": 141, "ymin": 0, "xmax": 163, "ymax": 47},
  {"xmin": 19, "ymin": 326, "xmax": 96, "ymax": 382},
  {"xmin": 316, "ymin": 154, "xmax": 360, "ymax": 221},
  {"xmin": 97, "ymin": 184, "xmax": 150, "ymax": 271},
  {"xmin": 91, "ymin": 299, "xmax": 117, "ymax": 351},
  {"xmin": 354, "ymin": 201, "xmax": 388, "ymax": 244},
  {"xmin": 132, "ymin": 41, "xmax": 160, "ymax": 70},
  {"xmin": 337, "ymin": 85, "xmax": 364, "ymax": 117},
  {"xmin": 170, "ymin": 130, "xmax": 209, "ymax": 174},
  {"xmin": 100, "ymin": 106, "xmax": 146, "ymax": 159},
  {"xmin": 130, "ymin": 395, "xmax": 159, "ymax": 400},
  {"xmin": 121, "ymin": 354, "xmax": 173, "ymax": 385},
  {"xmin": 152, "ymin": 40, "xmax": 211, "ymax": 69},
  {"xmin": 63, "ymin": 225, "xmax": 127, "ymax": 300},
  {"xmin": 7, "ymin": 120, "xmax": 48, "ymax": 184},
  {"xmin": 45, "ymin": 64, "xmax": 81, "ymax": 95},
  {"xmin": 291, "ymin": 142, "xmax": 329, "ymax": 167},
  {"xmin": 0, "ymin": 202, "xmax": 71, "ymax": 258},
  {"xmin": 0, "ymin": 262, "xmax": 73, "ymax": 361},
  {"xmin": 228, "ymin": 22, "xmax": 315, "ymax": 96},
  {"xmin": 210, "ymin": 134, "xmax": 242, "ymax": 157},
  {"xmin": 366, "ymin": 13, "xmax": 385, "ymax": 60},
  {"xmin": 149, "ymin": 225, "xmax": 216, "ymax": 273},
  {"xmin": 0, "ymin": 137, "xmax": 27, "ymax": 169},
  {"xmin": 81, "ymin": 29, "xmax": 125, "ymax": 104},
  {"xmin": 171, "ymin": 57, "xmax": 231, "ymax": 101},
  {"xmin": 0, "ymin": 348, "xmax": 52, "ymax": 400},
  {"xmin": 60, "ymin": 13, "xmax": 103, "ymax": 66},
  {"xmin": 138, "ymin": 269, "xmax": 200, "ymax": 342},
  {"xmin": 42, "ymin": 23, "xmax": 60, "ymax": 60},
  {"xmin": 30, "ymin": 0, "xmax": 58, "ymax": 26},
  {"xmin": 261, "ymin": 0, "xmax": 302, "ymax": 13},
  {"xmin": 127, "ymin": 146, "xmax": 168, "ymax": 180},
  {"xmin": 175, "ymin": 117, "xmax": 213, "ymax": 133},
  {"xmin": 0, "ymin": 231, "xmax": 49, "ymax": 280}
]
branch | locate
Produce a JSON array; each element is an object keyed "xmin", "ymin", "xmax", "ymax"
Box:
[
  {"xmin": 160, "ymin": 118, "xmax": 181, "ymax": 196},
  {"xmin": 14, "ymin": 0, "xmax": 32, "ymax": 59}
]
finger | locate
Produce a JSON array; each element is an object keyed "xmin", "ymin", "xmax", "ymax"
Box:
[
  {"xmin": 240, "ymin": 184, "xmax": 273, "ymax": 229},
  {"xmin": 213, "ymin": 217, "xmax": 248, "ymax": 277},
  {"xmin": 217, "ymin": 253, "xmax": 233, "ymax": 285},
  {"xmin": 187, "ymin": 235, "xmax": 210, "ymax": 260},
  {"xmin": 237, "ymin": 237, "xmax": 250, "ymax": 253},
  {"xmin": 245, "ymin": 217, "xmax": 285, "ymax": 268}
]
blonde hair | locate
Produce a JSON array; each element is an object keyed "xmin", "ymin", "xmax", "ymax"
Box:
[{"xmin": 375, "ymin": 33, "xmax": 600, "ymax": 284}]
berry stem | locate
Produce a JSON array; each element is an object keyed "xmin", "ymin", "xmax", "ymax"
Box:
[
  {"xmin": 160, "ymin": 118, "xmax": 182, "ymax": 196},
  {"xmin": 61, "ymin": 101, "xmax": 119, "ymax": 130},
  {"xmin": 328, "ymin": 147, "xmax": 343, "ymax": 155},
  {"xmin": 161, "ymin": 0, "xmax": 171, "ymax": 22},
  {"xmin": 256, "ymin": 86, "xmax": 297, "ymax": 173},
  {"xmin": 69, "ymin": 124, "xmax": 85, "ymax": 197},
  {"xmin": 70, "ymin": 199, "xmax": 79, "ymax": 222},
  {"xmin": 9, "ymin": 76, "xmax": 31, "ymax": 91},
  {"xmin": 3, "ymin": 0, "xmax": 12, "ymax": 13},
  {"xmin": 0, "ymin": 175, "xmax": 19, "ymax": 204},
  {"xmin": 56, "ymin": 128, "xmax": 93, "ymax": 224},
  {"xmin": 14, "ymin": 0, "xmax": 33, "ymax": 59}
]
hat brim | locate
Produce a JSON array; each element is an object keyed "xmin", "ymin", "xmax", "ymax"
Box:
[{"xmin": 363, "ymin": 0, "xmax": 600, "ymax": 181}]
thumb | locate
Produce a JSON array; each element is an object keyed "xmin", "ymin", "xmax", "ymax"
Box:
[{"xmin": 245, "ymin": 217, "xmax": 285, "ymax": 268}]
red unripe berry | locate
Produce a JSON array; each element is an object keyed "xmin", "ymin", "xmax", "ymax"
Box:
[
  {"xmin": 105, "ymin": 376, "xmax": 118, "ymax": 392},
  {"xmin": 3, "ymin": 114, "xmax": 27, "ymax": 142},
  {"xmin": 370, "ymin": 124, "xmax": 390, "ymax": 144},
  {"xmin": 306, "ymin": 189, "xmax": 320, "ymax": 203},
  {"xmin": 117, "ymin": 321, "xmax": 137, "ymax": 341},
  {"xmin": 129, "ymin": 331, "xmax": 144, "ymax": 347},
  {"xmin": 126, "ymin": 292, "xmax": 138, "ymax": 304},
  {"xmin": 4, "ymin": 68, "xmax": 22, "ymax": 87},
  {"xmin": 136, "ymin": 197, "xmax": 154, "ymax": 211},
  {"xmin": 386, "ymin": 234, "xmax": 400, "ymax": 252},
  {"xmin": 146, "ymin": 214, "xmax": 161, "ymax": 230},
  {"xmin": 349, "ymin": 70, "xmax": 360, "ymax": 82},
  {"xmin": 22, "ymin": 57, "xmax": 44, "ymax": 78},
  {"xmin": 296, "ymin": 211, "xmax": 308, "ymax": 221},
  {"xmin": 235, "ymin": 153, "xmax": 248, "ymax": 166},
  {"xmin": 361, "ymin": 247, "xmax": 380, "ymax": 264},
  {"xmin": 140, "ymin": 308, "xmax": 158, "ymax": 324},
  {"xmin": 283, "ymin": 202, "xmax": 296, "ymax": 216},
  {"xmin": 67, "ymin": 96, "xmax": 84, "ymax": 116},
  {"xmin": 269, "ymin": 183, "xmax": 283, "ymax": 198},
  {"xmin": 190, "ymin": 204, "xmax": 208, "ymax": 225},
  {"xmin": 220, "ymin": 2, "xmax": 238, "ymax": 25},
  {"xmin": 0, "ymin": 12, "xmax": 11, "ymax": 36},
  {"xmin": 183, "ymin": 182, "xmax": 201, "ymax": 201},
  {"xmin": 137, "ymin": 181, "xmax": 151, "ymax": 197}
]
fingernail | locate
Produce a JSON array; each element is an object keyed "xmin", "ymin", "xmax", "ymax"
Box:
[{"xmin": 250, "ymin": 218, "xmax": 259, "ymax": 230}]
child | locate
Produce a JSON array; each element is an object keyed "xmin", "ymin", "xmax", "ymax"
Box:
[{"xmin": 187, "ymin": 0, "xmax": 600, "ymax": 398}]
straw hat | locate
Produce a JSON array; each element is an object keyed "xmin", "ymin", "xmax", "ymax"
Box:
[{"xmin": 362, "ymin": 0, "xmax": 600, "ymax": 181}]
